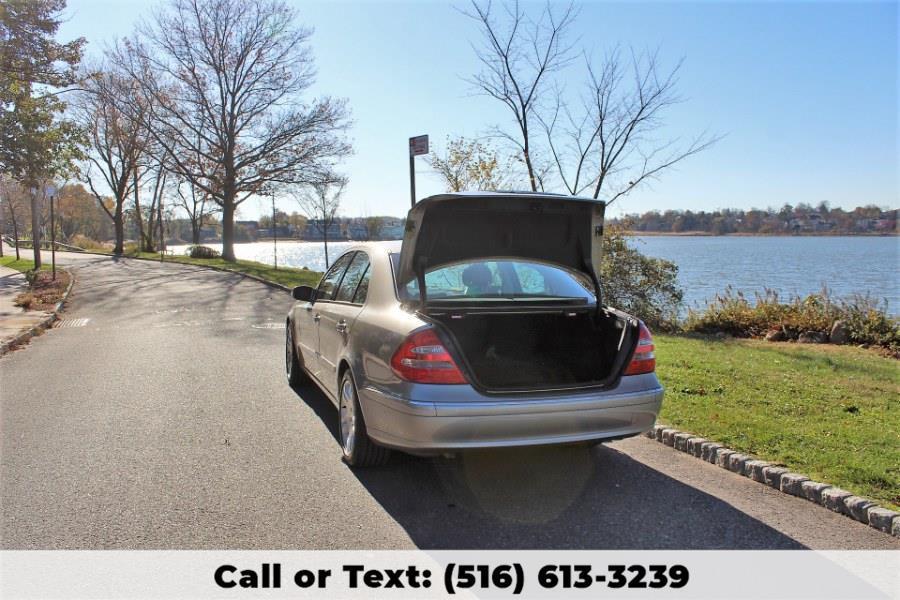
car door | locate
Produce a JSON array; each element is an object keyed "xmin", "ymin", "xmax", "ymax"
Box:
[
  {"xmin": 298, "ymin": 253, "xmax": 354, "ymax": 384},
  {"xmin": 315, "ymin": 251, "xmax": 371, "ymax": 399}
]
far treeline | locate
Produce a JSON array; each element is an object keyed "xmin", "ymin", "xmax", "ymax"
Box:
[{"xmin": 613, "ymin": 204, "xmax": 898, "ymax": 235}]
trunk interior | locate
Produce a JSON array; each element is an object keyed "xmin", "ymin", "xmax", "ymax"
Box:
[{"xmin": 428, "ymin": 307, "xmax": 636, "ymax": 393}]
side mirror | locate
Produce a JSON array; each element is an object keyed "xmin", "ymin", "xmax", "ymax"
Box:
[{"xmin": 292, "ymin": 285, "xmax": 316, "ymax": 302}]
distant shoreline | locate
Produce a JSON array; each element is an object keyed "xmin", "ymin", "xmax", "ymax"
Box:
[
  {"xmin": 624, "ymin": 231, "xmax": 898, "ymax": 237},
  {"xmin": 170, "ymin": 232, "xmax": 899, "ymax": 245}
]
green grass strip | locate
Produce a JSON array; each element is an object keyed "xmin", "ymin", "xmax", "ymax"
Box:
[{"xmin": 656, "ymin": 334, "xmax": 899, "ymax": 510}]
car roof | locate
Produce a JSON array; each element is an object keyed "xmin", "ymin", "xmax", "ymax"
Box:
[{"xmin": 342, "ymin": 240, "xmax": 402, "ymax": 256}]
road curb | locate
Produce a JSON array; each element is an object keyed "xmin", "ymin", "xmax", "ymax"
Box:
[
  {"xmin": 0, "ymin": 268, "xmax": 76, "ymax": 357},
  {"xmin": 86, "ymin": 252, "xmax": 294, "ymax": 293},
  {"xmin": 644, "ymin": 424, "xmax": 900, "ymax": 538}
]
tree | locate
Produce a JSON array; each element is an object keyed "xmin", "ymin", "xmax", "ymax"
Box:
[
  {"xmin": 361, "ymin": 216, "xmax": 384, "ymax": 241},
  {"xmin": 55, "ymin": 183, "xmax": 111, "ymax": 242},
  {"xmin": 466, "ymin": 1, "xmax": 718, "ymax": 204},
  {"xmin": 464, "ymin": 1, "xmax": 577, "ymax": 192},
  {"xmin": 0, "ymin": 177, "xmax": 28, "ymax": 259},
  {"xmin": 75, "ymin": 63, "xmax": 150, "ymax": 254},
  {"xmin": 295, "ymin": 178, "xmax": 345, "ymax": 268},
  {"xmin": 1, "ymin": 0, "xmax": 85, "ymax": 266},
  {"xmin": 544, "ymin": 49, "xmax": 720, "ymax": 203},
  {"xmin": 287, "ymin": 211, "xmax": 307, "ymax": 237},
  {"xmin": 173, "ymin": 177, "xmax": 218, "ymax": 245},
  {"xmin": 599, "ymin": 223, "xmax": 682, "ymax": 329},
  {"xmin": 114, "ymin": 0, "xmax": 351, "ymax": 262},
  {"xmin": 427, "ymin": 136, "xmax": 514, "ymax": 191},
  {"xmin": 133, "ymin": 156, "xmax": 168, "ymax": 252}
]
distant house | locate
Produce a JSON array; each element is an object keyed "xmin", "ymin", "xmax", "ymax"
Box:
[
  {"xmin": 874, "ymin": 219, "xmax": 896, "ymax": 232},
  {"xmin": 856, "ymin": 218, "xmax": 877, "ymax": 231},
  {"xmin": 303, "ymin": 221, "xmax": 344, "ymax": 241}
]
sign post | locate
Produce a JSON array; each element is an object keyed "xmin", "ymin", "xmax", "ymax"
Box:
[{"xmin": 408, "ymin": 135, "xmax": 429, "ymax": 208}]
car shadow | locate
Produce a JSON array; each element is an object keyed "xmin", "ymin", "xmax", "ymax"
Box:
[{"xmin": 289, "ymin": 382, "xmax": 807, "ymax": 550}]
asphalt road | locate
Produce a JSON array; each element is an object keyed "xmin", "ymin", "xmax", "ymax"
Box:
[{"xmin": 1, "ymin": 255, "xmax": 897, "ymax": 549}]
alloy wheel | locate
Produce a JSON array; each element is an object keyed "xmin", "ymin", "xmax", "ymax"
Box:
[{"xmin": 339, "ymin": 377, "xmax": 356, "ymax": 457}]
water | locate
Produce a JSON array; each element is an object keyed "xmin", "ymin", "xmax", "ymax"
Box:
[
  {"xmin": 169, "ymin": 236, "xmax": 899, "ymax": 314},
  {"xmin": 636, "ymin": 236, "xmax": 899, "ymax": 314},
  {"xmin": 168, "ymin": 240, "xmax": 377, "ymax": 272}
]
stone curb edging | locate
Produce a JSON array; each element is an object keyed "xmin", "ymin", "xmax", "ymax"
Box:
[
  {"xmin": 644, "ymin": 424, "xmax": 900, "ymax": 539},
  {"xmin": 0, "ymin": 268, "xmax": 76, "ymax": 357}
]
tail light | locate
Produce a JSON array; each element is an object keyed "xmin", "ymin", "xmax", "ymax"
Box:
[
  {"xmin": 624, "ymin": 322, "xmax": 656, "ymax": 375},
  {"xmin": 391, "ymin": 328, "xmax": 467, "ymax": 384}
]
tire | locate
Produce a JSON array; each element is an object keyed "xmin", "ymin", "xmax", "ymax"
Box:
[
  {"xmin": 286, "ymin": 321, "xmax": 303, "ymax": 387},
  {"xmin": 338, "ymin": 370, "xmax": 391, "ymax": 467}
]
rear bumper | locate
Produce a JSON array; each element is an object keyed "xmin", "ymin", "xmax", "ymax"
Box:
[{"xmin": 358, "ymin": 381, "xmax": 664, "ymax": 452}]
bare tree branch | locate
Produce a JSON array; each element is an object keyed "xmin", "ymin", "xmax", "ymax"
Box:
[
  {"xmin": 463, "ymin": 0, "xmax": 578, "ymax": 191},
  {"xmin": 110, "ymin": 0, "xmax": 351, "ymax": 261},
  {"xmin": 293, "ymin": 177, "xmax": 346, "ymax": 268}
]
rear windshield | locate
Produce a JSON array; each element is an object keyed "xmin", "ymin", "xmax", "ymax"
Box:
[{"xmin": 390, "ymin": 255, "xmax": 595, "ymax": 303}]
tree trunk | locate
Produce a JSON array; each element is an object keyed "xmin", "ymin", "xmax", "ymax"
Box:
[
  {"xmin": 12, "ymin": 212, "xmax": 20, "ymax": 260},
  {"xmin": 133, "ymin": 170, "xmax": 147, "ymax": 253},
  {"xmin": 113, "ymin": 202, "xmax": 125, "ymax": 255},
  {"xmin": 30, "ymin": 190, "xmax": 41, "ymax": 268},
  {"xmin": 191, "ymin": 219, "xmax": 201, "ymax": 244},
  {"xmin": 221, "ymin": 200, "xmax": 236, "ymax": 262},
  {"xmin": 157, "ymin": 197, "xmax": 165, "ymax": 253},
  {"xmin": 323, "ymin": 226, "xmax": 329, "ymax": 269}
]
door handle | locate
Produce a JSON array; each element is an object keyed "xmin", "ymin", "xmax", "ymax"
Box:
[
  {"xmin": 335, "ymin": 320, "xmax": 348, "ymax": 333},
  {"xmin": 313, "ymin": 314, "xmax": 321, "ymax": 322}
]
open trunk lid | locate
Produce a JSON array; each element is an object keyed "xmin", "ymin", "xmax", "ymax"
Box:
[{"xmin": 396, "ymin": 192, "xmax": 606, "ymax": 302}]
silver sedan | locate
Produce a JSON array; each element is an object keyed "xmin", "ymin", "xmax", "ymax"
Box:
[{"xmin": 286, "ymin": 192, "xmax": 663, "ymax": 466}]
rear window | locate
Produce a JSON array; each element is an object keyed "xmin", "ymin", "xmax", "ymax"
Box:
[{"xmin": 391, "ymin": 256, "xmax": 594, "ymax": 302}]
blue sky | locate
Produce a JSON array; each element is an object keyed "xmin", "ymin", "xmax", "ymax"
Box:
[{"xmin": 59, "ymin": 0, "xmax": 898, "ymax": 220}]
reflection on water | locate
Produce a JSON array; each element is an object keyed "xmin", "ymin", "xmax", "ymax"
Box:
[{"xmin": 170, "ymin": 236, "xmax": 899, "ymax": 314}]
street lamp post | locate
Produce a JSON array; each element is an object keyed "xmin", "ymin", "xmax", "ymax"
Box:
[
  {"xmin": 272, "ymin": 194, "xmax": 278, "ymax": 270},
  {"xmin": 49, "ymin": 193, "xmax": 56, "ymax": 280}
]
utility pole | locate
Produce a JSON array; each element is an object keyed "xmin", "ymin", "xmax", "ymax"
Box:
[
  {"xmin": 49, "ymin": 193, "xmax": 56, "ymax": 280},
  {"xmin": 408, "ymin": 135, "xmax": 429, "ymax": 208},
  {"xmin": 29, "ymin": 186, "xmax": 41, "ymax": 268},
  {"xmin": 272, "ymin": 193, "xmax": 278, "ymax": 270}
]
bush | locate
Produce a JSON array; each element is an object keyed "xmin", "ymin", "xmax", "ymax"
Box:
[
  {"xmin": 13, "ymin": 292, "xmax": 33, "ymax": 309},
  {"xmin": 684, "ymin": 287, "xmax": 899, "ymax": 355},
  {"xmin": 600, "ymin": 225, "xmax": 683, "ymax": 331},
  {"xmin": 186, "ymin": 245, "xmax": 221, "ymax": 259},
  {"xmin": 69, "ymin": 234, "xmax": 103, "ymax": 250}
]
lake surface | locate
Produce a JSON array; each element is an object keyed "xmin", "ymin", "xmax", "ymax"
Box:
[{"xmin": 169, "ymin": 236, "xmax": 899, "ymax": 314}]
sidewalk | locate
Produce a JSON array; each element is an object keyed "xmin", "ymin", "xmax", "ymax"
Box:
[{"xmin": 0, "ymin": 256, "xmax": 54, "ymax": 353}]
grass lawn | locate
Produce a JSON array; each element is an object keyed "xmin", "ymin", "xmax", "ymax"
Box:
[
  {"xmin": 0, "ymin": 255, "xmax": 51, "ymax": 272},
  {"xmin": 112, "ymin": 250, "xmax": 323, "ymax": 289},
  {"xmin": 655, "ymin": 334, "xmax": 900, "ymax": 510}
]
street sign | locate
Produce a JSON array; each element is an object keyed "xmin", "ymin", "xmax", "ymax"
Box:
[{"xmin": 409, "ymin": 135, "xmax": 429, "ymax": 157}]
